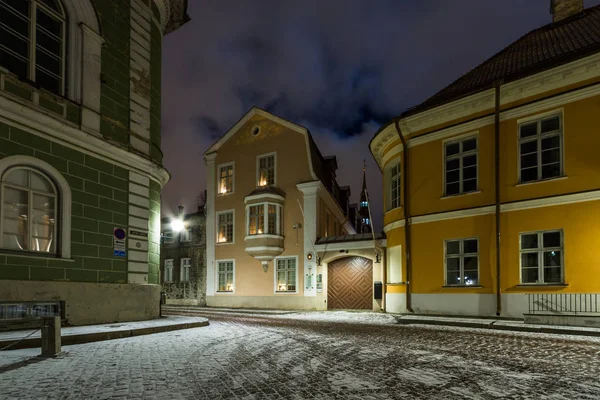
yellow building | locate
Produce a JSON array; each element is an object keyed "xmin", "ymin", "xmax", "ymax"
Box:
[
  {"xmin": 204, "ymin": 108, "xmax": 385, "ymax": 310},
  {"xmin": 370, "ymin": 0, "xmax": 600, "ymax": 320}
]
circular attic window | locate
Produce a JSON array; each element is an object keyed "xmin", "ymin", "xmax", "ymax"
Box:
[{"xmin": 252, "ymin": 126, "xmax": 260, "ymax": 136}]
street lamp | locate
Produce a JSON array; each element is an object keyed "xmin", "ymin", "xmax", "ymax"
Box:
[{"xmin": 171, "ymin": 205, "xmax": 184, "ymax": 232}]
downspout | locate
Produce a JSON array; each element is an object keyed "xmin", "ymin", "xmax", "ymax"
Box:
[
  {"xmin": 393, "ymin": 118, "xmax": 413, "ymax": 313},
  {"xmin": 494, "ymin": 81, "xmax": 503, "ymax": 316}
]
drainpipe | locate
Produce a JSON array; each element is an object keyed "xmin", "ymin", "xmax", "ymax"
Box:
[
  {"xmin": 494, "ymin": 81, "xmax": 503, "ymax": 316},
  {"xmin": 393, "ymin": 118, "xmax": 413, "ymax": 313}
]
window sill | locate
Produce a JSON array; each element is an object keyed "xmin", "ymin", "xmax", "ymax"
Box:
[
  {"xmin": 244, "ymin": 234, "xmax": 284, "ymax": 241},
  {"xmin": 216, "ymin": 291, "xmax": 234, "ymax": 294},
  {"xmin": 0, "ymin": 251, "xmax": 70, "ymax": 261},
  {"xmin": 217, "ymin": 191, "xmax": 234, "ymax": 197},
  {"xmin": 515, "ymin": 176, "xmax": 567, "ymax": 187},
  {"xmin": 443, "ymin": 285, "xmax": 483, "ymax": 288},
  {"xmin": 440, "ymin": 190, "xmax": 481, "ymax": 200},
  {"xmin": 516, "ymin": 284, "xmax": 568, "ymax": 288},
  {"xmin": 275, "ymin": 291, "xmax": 298, "ymax": 295},
  {"xmin": 216, "ymin": 241, "xmax": 234, "ymax": 245}
]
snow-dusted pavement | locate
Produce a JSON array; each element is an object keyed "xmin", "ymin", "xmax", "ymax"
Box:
[{"xmin": 1, "ymin": 311, "xmax": 600, "ymax": 399}]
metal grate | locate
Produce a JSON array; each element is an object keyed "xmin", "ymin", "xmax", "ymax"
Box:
[{"xmin": 528, "ymin": 293, "xmax": 600, "ymax": 315}]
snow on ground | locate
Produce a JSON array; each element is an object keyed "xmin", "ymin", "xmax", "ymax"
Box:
[{"xmin": 273, "ymin": 310, "xmax": 398, "ymax": 325}]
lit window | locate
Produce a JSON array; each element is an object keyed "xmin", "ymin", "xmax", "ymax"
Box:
[
  {"xmin": 360, "ymin": 201, "xmax": 368, "ymax": 207},
  {"xmin": 217, "ymin": 211, "xmax": 233, "ymax": 243},
  {"xmin": 365, "ymin": 218, "xmax": 370, "ymax": 225},
  {"xmin": 520, "ymin": 230, "xmax": 563, "ymax": 284},
  {"xmin": 390, "ymin": 162, "xmax": 401, "ymax": 209},
  {"xmin": 217, "ymin": 260, "xmax": 234, "ymax": 292},
  {"xmin": 276, "ymin": 257, "xmax": 297, "ymax": 292},
  {"xmin": 1, "ymin": 167, "xmax": 57, "ymax": 253},
  {"xmin": 180, "ymin": 228, "xmax": 191, "ymax": 243},
  {"xmin": 218, "ymin": 163, "xmax": 233, "ymax": 194},
  {"xmin": 444, "ymin": 136, "xmax": 477, "ymax": 196},
  {"xmin": 163, "ymin": 259, "xmax": 173, "ymax": 283},
  {"xmin": 445, "ymin": 238, "xmax": 479, "ymax": 286},
  {"xmin": 257, "ymin": 154, "xmax": 275, "ymax": 187},
  {"xmin": 247, "ymin": 203, "xmax": 282, "ymax": 236},
  {"xmin": 180, "ymin": 258, "xmax": 191, "ymax": 282},
  {"xmin": 0, "ymin": 0, "xmax": 66, "ymax": 94},
  {"xmin": 519, "ymin": 115, "xmax": 562, "ymax": 183}
]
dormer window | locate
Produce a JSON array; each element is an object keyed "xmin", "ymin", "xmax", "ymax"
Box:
[
  {"xmin": 257, "ymin": 153, "xmax": 275, "ymax": 187},
  {"xmin": 0, "ymin": 0, "xmax": 66, "ymax": 95}
]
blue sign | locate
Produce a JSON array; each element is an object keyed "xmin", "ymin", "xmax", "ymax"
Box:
[{"xmin": 114, "ymin": 250, "xmax": 126, "ymax": 257}]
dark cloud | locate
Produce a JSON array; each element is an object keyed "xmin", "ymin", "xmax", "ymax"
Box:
[{"xmin": 160, "ymin": 0, "xmax": 600, "ymax": 229}]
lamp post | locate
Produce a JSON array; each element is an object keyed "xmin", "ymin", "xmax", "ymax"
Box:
[{"xmin": 171, "ymin": 205, "xmax": 184, "ymax": 232}]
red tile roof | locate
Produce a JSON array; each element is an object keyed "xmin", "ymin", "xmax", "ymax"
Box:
[{"xmin": 403, "ymin": 6, "xmax": 600, "ymax": 117}]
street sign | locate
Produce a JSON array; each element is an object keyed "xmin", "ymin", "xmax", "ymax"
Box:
[
  {"xmin": 113, "ymin": 228, "xmax": 126, "ymax": 240},
  {"xmin": 129, "ymin": 229, "xmax": 148, "ymax": 240},
  {"xmin": 113, "ymin": 249, "xmax": 126, "ymax": 257}
]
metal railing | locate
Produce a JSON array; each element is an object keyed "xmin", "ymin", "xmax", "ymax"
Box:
[{"xmin": 528, "ymin": 293, "xmax": 600, "ymax": 315}]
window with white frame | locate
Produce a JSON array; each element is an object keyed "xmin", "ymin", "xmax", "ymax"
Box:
[
  {"xmin": 247, "ymin": 203, "xmax": 282, "ymax": 236},
  {"xmin": 444, "ymin": 137, "xmax": 477, "ymax": 196},
  {"xmin": 163, "ymin": 259, "xmax": 173, "ymax": 283},
  {"xmin": 217, "ymin": 211, "xmax": 233, "ymax": 243},
  {"xmin": 180, "ymin": 228, "xmax": 191, "ymax": 243},
  {"xmin": 445, "ymin": 238, "xmax": 479, "ymax": 286},
  {"xmin": 390, "ymin": 162, "xmax": 401, "ymax": 209},
  {"xmin": 257, "ymin": 154, "xmax": 275, "ymax": 187},
  {"xmin": 217, "ymin": 260, "xmax": 234, "ymax": 292},
  {"xmin": 520, "ymin": 230, "xmax": 563, "ymax": 284},
  {"xmin": 1, "ymin": 167, "xmax": 57, "ymax": 253},
  {"xmin": 218, "ymin": 163, "xmax": 234, "ymax": 195},
  {"xmin": 0, "ymin": 0, "xmax": 66, "ymax": 95},
  {"xmin": 180, "ymin": 258, "xmax": 191, "ymax": 282},
  {"xmin": 519, "ymin": 114, "xmax": 562, "ymax": 183},
  {"xmin": 276, "ymin": 257, "xmax": 297, "ymax": 292},
  {"xmin": 163, "ymin": 230, "xmax": 174, "ymax": 244}
]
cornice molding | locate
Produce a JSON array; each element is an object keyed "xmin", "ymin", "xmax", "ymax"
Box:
[{"xmin": 370, "ymin": 52, "xmax": 600, "ymax": 169}]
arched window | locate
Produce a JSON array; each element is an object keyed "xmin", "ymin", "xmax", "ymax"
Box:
[
  {"xmin": 0, "ymin": 0, "xmax": 67, "ymax": 95},
  {"xmin": 0, "ymin": 155, "xmax": 71, "ymax": 258},
  {"xmin": 1, "ymin": 167, "xmax": 57, "ymax": 253}
]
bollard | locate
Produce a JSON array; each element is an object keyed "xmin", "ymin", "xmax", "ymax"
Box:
[{"xmin": 41, "ymin": 316, "xmax": 61, "ymax": 357}]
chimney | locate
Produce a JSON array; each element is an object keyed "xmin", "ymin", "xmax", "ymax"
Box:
[{"xmin": 551, "ymin": 0, "xmax": 584, "ymax": 23}]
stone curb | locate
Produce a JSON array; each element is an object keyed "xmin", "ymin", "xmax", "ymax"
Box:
[
  {"xmin": 395, "ymin": 316, "xmax": 600, "ymax": 337},
  {"xmin": 162, "ymin": 306, "xmax": 299, "ymax": 315},
  {"xmin": 0, "ymin": 320, "xmax": 209, "ymax": 351}
]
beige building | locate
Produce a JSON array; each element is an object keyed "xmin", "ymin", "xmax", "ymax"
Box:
[{"xmin": 204, "ymin": 108, "xmax": 385, "ymax": 310}]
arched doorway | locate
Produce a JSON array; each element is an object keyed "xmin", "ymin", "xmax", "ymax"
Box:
[{"xmin": 327, "ymin": 256, "xmax": 373, "ymax": 309}]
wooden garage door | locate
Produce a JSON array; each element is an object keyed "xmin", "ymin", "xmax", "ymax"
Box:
[{"xmin": 328, "ymin": 257, "xmax": 373, "ymax": 310}]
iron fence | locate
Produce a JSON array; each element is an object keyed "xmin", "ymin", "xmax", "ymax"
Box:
[{"xmin": 528, "ymin": 293, "xmax": 600, "ymax": 315}]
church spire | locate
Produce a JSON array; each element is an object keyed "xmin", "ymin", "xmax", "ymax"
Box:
[
  {"xmin": 357, "ymin": 161, "xmax": 371, "ymax": 234},
  {"xmin": 361, "ymin": 160, "xmax": 367, "ymax": 196}
]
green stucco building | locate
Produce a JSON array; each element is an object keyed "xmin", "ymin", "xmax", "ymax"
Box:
[{"xmin": 0, "ymin": 0, "xmax": 189, "ymax": 326}]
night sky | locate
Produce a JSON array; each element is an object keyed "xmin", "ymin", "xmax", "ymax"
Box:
[{"xmin": 160, "ymin": 0, "xmax": 600, "ymax": 232}]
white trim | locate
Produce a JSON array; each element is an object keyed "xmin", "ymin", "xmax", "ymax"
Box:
[
  {"xmin": 412, "ymin": 206, "xmax": 495, "ymax": 225},
  {"xmin": 371, "ymin": 77, "xmax": 600, "ymax": 170},
  {"xmin": 216, "ymin": 161, "xmax": 235, "ymax": 196},
  {"xmin": 0, "ymin": 155, "xmax": 71, "ymax": 258},
  {"xmin": 205, "ymin": 155, "xmax": 216, "ymax": 296},
  {"xmin": 314, "ymin": 239, "xmax": 384, "ymax": 252},
  {"xmin": 0, "ymin": 97, "xmax": 170, "ymax": 186},
  {"xmin": 244, "ymin": 234, "xmax": 284, "ymax": 241},
  {"xmin": 215, "ymin": 209, "xmax": 235, "ymax": 245},
  {"xmin": 244, "ymin": 193, "xmax": 285, "ymax": 204},
  {"xmin": 215, "ymin": 259, "xmax": 235, "ymax": 294},
  {"xmin": 163, "ymin": 258, "xmax": 173, "ymax": 283},
  {"xmin": 180, "ymin": 257, "xmax": 191, "ymax": 282},
  {"xmin": 256, "ymin": 151, "xmax": 277, "ymax": 188},
  {"xmin": 246, "ymin": 246, "xmax": 285, "ymax": 252},
  {"xmin": 204, "ymin": 107, "xmax": 319, "ymax": 181},
  {"xmin": 382, "ymin": 144, "xmax": 403, "ymax": 167},
  {"xmin": 383, "ymin": 219, "xmax": 405, "ymax": 233},
  {"xmin": 273, "ymin": 255, "xmax": 299, "ymax": 294}
]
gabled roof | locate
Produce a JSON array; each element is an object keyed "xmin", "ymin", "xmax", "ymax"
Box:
[{"xmin": 404, "ymin": 5, "xmax": 600, "ymax": 117}]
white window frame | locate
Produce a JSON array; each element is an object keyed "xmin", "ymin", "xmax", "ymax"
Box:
[
  {"xmin": 216, "ymin": 259, "xmax": 235, "ymax": 293},
  {"xmin": 274, "ymin": 256, "xmax": 298, "ymax": 294},
  {"xmin": 444, "ymin": 237, "xmax": 479, "ymax": 287},
  {"xmin": 163, "ymin": 230, "xmax": 174, "ymax": 244},
  {"xmin": 519, "ymin": 229, "xmax": 564, "ymax": 285},
  {"xmin": 245, "ymin": 203, "xmax": 283, "ymax": 237},
  {"xmin": 216, "ymin": 209, "xmax": 234, "ymax": 244},
  {"xmin": 163, "ymin": 259, "xmax": 173, "ymax": 283},
  {"xmin": 256, "ymin": 152, "xmax": 277, "ymax": 187},
  {"xmin": 0, "ymin": 156, "xmax": 71, "ymax": 258},
  {"xmin": 443, "ymin": 134, "xmax": 478, "ymax": 197},
  {"xmin": 216, "ymin": 161, "xmax": 234, "ymax": 195},
  {"xmin": 180, "ymin": 228, "xmax": 192, "ymax": 243},
  {"xmin": 517, "ymin": 111, "xmax": 564, "ymax": 184},
  {"xmin": 180, "ymin": 258, "xmax": 191, "ymax": 282},
  {"xmin": 390, "ymin": 161, "xmax": 401, "ymax": 210}
]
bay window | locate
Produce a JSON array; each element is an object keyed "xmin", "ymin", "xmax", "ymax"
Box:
[{"xmin": 246, "ymin": 203, "xmax": 283, "ymax": 236}]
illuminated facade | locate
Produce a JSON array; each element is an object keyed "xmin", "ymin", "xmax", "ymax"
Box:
[{"xmin": 371, "ymin": 0, "xmax": 600, "ymax": 318}]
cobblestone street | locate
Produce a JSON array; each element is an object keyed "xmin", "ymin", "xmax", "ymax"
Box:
[{"xmin": 1, "ymin": 312, "xmax": 600, "ymax": 399}]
